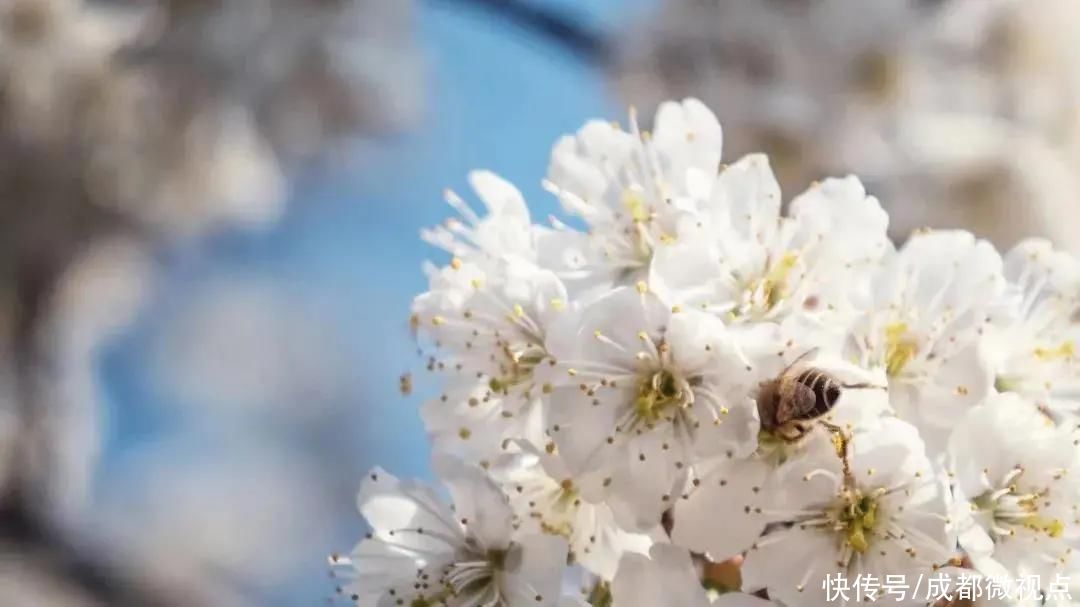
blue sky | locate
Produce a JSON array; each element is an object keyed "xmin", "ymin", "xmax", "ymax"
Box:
[{"xmin": 97, "ymin": 1, "xmax": 655, "ymax": 603}]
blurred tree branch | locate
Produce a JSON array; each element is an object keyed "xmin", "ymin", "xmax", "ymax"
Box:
[
  {"xmin": 434, "ymin": 0, "xmax": 610, "ymax": 65},
  {"xmin": 0, "ymin": 0, "xmax": 424, "ymax": 603}
]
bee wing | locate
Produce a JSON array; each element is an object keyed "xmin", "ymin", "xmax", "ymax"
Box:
[{"xmin": 779, "ymin": 347, "xmax": 820, "ymax": 377}]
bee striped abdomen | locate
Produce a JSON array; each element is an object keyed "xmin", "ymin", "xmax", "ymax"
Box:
[{"xmin": 794, "ymin": 369, "xmax": 841, "ymax": 419}]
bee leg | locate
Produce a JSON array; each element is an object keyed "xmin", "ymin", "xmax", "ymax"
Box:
[
  {"xmin": 840, "ymin": 381, "xmax": 887, "ymax": 391},
  {"xmin": 817, "ymin": 420, "xmax": 855, "ymax": 487},
  {"xmin": 777, "ymin": 422, "xmax": 804, "ymax": 442},
  {"xmin": 817, "ymin": 419, "xmax": 844, "ymax": 434}
]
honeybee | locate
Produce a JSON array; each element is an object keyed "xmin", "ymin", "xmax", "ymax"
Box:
[{"xmin": 757, "ymin": 348, "xmax": 882, "ymax": 442}]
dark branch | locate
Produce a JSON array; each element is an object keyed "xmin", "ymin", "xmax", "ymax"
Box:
[
  {"xmin": 431, "ymin": 0, "xmax": 610, "ymax": 65},
  {"xmin": 0, "ymin": 499, "xmax": 196, "ymax": 606}
]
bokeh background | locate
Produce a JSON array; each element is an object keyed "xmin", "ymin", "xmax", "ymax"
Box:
[{"xmin": 1, "ymin": 0, "xmax": 1078, "ymax": 605}]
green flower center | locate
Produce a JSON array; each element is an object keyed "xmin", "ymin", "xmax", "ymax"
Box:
[
  {"xmin": 755, "ymin": 429, "xmax": 799, "ymax": 467},
  {"xmin": 488, "ymin": 345, "xmax": 546, "ymax": 393},
  {"xmin": 587, "ymin": 581, "xmax": 613, "ymax": 607},
  {"xmin": 634, "ymin": 368, "xmax": 684, "ymax": 425},
  {"xmin": 838, "ymin": 493, "xmax": 878, "ymax": 554}
]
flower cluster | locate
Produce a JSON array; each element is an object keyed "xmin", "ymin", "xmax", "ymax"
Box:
[
  {"xmin": 334, "ymin": 98, "xmax": 1080, "ymax": 607},
  {"xmin": 613, "ymin": 0, "xmax": 1080, "ymax": 255}
]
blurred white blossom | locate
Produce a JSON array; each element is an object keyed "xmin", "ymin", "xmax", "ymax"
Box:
[
  {"xmin": 0, "ymin": 0, "xmax": 422, "ymax": 603},
  {"xmin": 614, "ymin": 0, "xmax": 1080, "ymax": 252}
]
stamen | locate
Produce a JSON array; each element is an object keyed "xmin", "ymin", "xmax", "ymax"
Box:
[
  {"xmin": 884, "ymin": 321, "xmax": 919, "ymax": 377},
  {"xmin": 1035, "ymin": 341, "xmax": 1075, "ymax": 361}
]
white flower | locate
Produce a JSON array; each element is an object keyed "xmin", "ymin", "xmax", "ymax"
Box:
[
  {"xmin": 421, "ymin": 171, "xmax": 539, "ymax": 269},
  {"xmin": 671, "ymin": 346, "xmax": 890, "ymax": 560},
  {"xmin": 414, "ymin": 259, "xmax": 567, "ymax": 465},
  {"xmin": 542, "ymin": 285, "xmax": 758, "ymax": 530},
  {"xmin": 947, "ymin": 392, "xmax": 1080, "ymax": 584},
  {"xmin": 612, "ymin": 544, "xmax": 776, "ymax": 607},
  {"xmin": 332, "ymin": 458, "xmax": 568, "ymax": 606},
  {"xmin": 544, "ymin": 98, "xmax": 723, "ymax": 286},
  {"xmin": 492, "ymin": 442, "xmax": 653, "ymax": 580},
  {"xmin": 987, "ymin": 238, "xmax": 1080, "ymax": 422},
  {"xmin": 419, "ymin": 167, "xmax": 597, "ymax": 298},
  {"xmin": 650, "ymin": 159, "xmax": 889, "ymax": 337},
  {"xmin": 345, "ymin": 95, "xmax": 1080, "ymax": 607},
  {"xmin": 421, "ymin": 380, "xmax": 547, "ymax": 464},
  {"xmin": 845, "ymin": 229, "xmax": 1005, "ymax": 452},
  {"xmin": 740, "ymin": 418, "xmax": 956, "ymax": 607}
]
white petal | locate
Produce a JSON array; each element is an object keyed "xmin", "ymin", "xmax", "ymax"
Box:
[
  {"xmin": 469, "ymin": 170, "xmax": 530, "ymax": 221},
  {"xmin": 648, "ymin": 236, "xmax": 724, "ymax": 309},
  {"xmin": 432, "ymin": 455, "xmax": 514, "ymax": 551},
  {"xmin": 503, "ymin": 533, "xmax": 570, "ymax": 607},
  {"xmin": 608, "ymin": 428, "xmax": 690, "ymax": 531},
  {"xmin": 357, "ymin": 467, "xmax": 464, "ymax": 555},
  {"xmin": 707, "ymin": 154, "xmax": 782, "ymax": 240},
  {"xmin": 612, "ymin": 544, "xmax": 710, "ymax": 607},
  {"xmin": 672, "ymin": 457, "xmax": 772, "ymax": 559},
  {"xmin": 742, "ymin": 529, "xmax": 840, "ymax": 607},
  {"xmin": 788, "ymin": 175, "xmax": 889, "ymax": 265},
  {"xmin": 546, "ymin": 384, "xmax": 623, "ymax": 479}
]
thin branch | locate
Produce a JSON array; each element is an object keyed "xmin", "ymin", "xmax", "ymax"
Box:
[{"xmin": 430, "ymin": 0, "xmax": 610, "ymax": 65}]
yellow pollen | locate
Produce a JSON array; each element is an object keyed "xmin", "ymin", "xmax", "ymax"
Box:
[
  {"xmin": 550, "ymin": 298, "xmax": 565, "ymax": 311},
  {"xmin": 432, "ymin": 315, "xmax": 446, "ymax": 326},
  {"xmin": 622, "ymin": 189, "xmax": 650, "ymax": 223},
  {"xmin": 636, "ymin": 281, "xmax": 649, "ymax": 294},
  {"xmin": 1023, "ymin": 515, "xmax": 1065, "ymax": 538},
  {"xmin": 884, "ymin": 322, "xmax": 919, "ymax": 376},
  {"xmin": 513, "ymin": 304, "xmax": 525, "ymax": 317},
  {"xmin": 458, "ymin": 428, "xmax": 472, "ymax": 440},
  {"xmin": 751, "ymin": 252, "xmax": 799, "ymax": 312},
  {"xmin": 831, "ymin": 432, "xmax": 848, "ymax": 460},
  {"xmin": 470, "ymin": 279, "xmax": 483, "ymax": 289},
  {"xmin": 841, "ymin": 493, "xmax": 878, "ymax": 554},
  {"xmin": 1035, "ymin": 341, "xmax": 1075, "ymax": 361}
]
